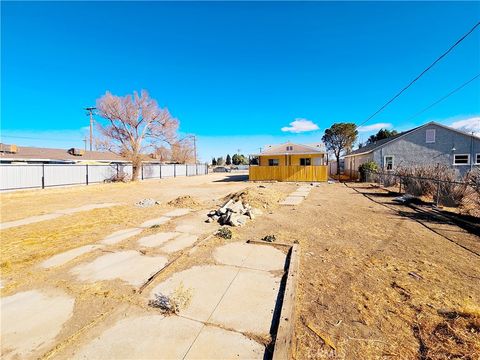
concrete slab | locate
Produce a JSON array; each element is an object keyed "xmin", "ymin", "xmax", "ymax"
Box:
[
  {"xmin": 174, "ymin": 218, "xmax": 212, "ymax": 235},
  {"xmin": 210, "ymin": 268, "xmax": 281, "ymax": 335},
  {"xmin": 101, "ymin": 228, "xmax": 143, "ymax": 245},
  {"xmin": 1, "ymin": 290, "xmax": 75, "ymax": 359},
  {"xmin": 161, "ymin": 234, "xmax": 199, "ymax": 253},
  {"xmin": 72, "ymin": 315, "xmax": 202, "ymax": 360},
  {"xmin": 138, "ymin": 232, "xmax": 180, "ymax": 248},
  {"xmin": 150, "ymin": 265, "xmax": 238, "ymax": 322},
  {"xmin": 56, "ymin": 203, "xmax": 119, "ymax": 215},
  {"xmin": 185, "ymin": 325, "xmax": 264, "ymax": 359},
  {"xmin": 0, "ymin": 213, "xmax": 62, "ymax": 230},
  {"xmin": 214, "ymin": 242, "xmax": 286, "ymax": 271},
  {"xmin": 140, "ymin": 216, "xmax": 170, "ymax": 228},
  {"xmin": 40, "ymin": 245, "xmax": 103, "ymax": 268},
  {"xmin": 70, "ymin": 250, "xmax": 167, "ymax": 286},
  {"xmin": 163, "ymin": 208, "xmax": 191, "ymax": 217},
  {"xmin": 279, "ymin": 196, "xmax": 303, "ymax": 206},
  {"xmin": 290, "ymin": 192, "xmax": 308, "ymax": 198}
]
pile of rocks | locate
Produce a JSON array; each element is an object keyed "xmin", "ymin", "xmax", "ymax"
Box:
[{"xmin": 206, "ymin": 199, "xmax": 260, "ymax": 227}]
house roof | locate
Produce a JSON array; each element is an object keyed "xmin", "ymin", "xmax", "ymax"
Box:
[
  {"xmin": 256, "ymin": 142, "xmax": 326, "ymax": 156},
  {"xmin": 0, "ymin": 144, "xmax": 127, "ymax": 162},
  {"xmin": 344, "ymin": 121, "xmax": 480, "ymax": 158}
]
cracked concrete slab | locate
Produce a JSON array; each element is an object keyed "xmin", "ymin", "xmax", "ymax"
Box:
[
  {"xmin": 163, "ymin": 208, "xmax": 191, "ymax": 217},
  {"xmin": 161, "ymin": 234, "xmax": 199, "ymax": 253},
  {"xmin": 214, "ymin": 242, "xmax": 286, "ymax": 271},
  {"xmin": 72, "ymin": 315, "xmax": 202, "ymax": 360},
  {"xmin": 209, "ymin": 268, "xmax": 281, "ymax": 335},
  {"xmin": 70, "ymin": 250, "xmax": 167, "ymax": 286},
  {"xmin": 150, "ymin": 265, "xmax": 238, "ymax": 322},
  {"xmin": 0, "ymin": 213, "xmax": 62, "ymax": 230},
  {"xmin": 279, "ymin": 196, "xmax": 303, "ymax": 205},
  {"xmin": 0, "ymin": 203, "xmax": 119, "ymax": 231},
  {"xmin": 185, "ymin": 325, "xmax": 264, "ymax": 359},
  {"xmin": 40, "ymin": 245, "xmax": 103, "ymax": 268},
  {"xmin": 290, "ymin": 191, "xmax": 308, "ymax": 198},
  {"xmin": 140, "ymin": 216, "xmax": 170, "ymax": 228},
  {"xmin": 101, "ymin": 228, "xmax": 143, "ymax": 245},
  {"xmin": 138, "ymin": 232, "xmax": 180, "ymax": 248},
  {"xmin": 1, "ymin": 290, "xmax": 75, "ymax": 360}
]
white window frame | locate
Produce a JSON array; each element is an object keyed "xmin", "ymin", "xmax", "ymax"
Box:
[
  {"xmin": 453, "ymin": 154, "xmax": 470, "ymax": 165},
  {"xmin": 384, "ymin": 155, "xmax": 394, "ymax": 171},
  {"xmin": 425, "ymin": 129, "xmax": 436, "ymax": 143},
  {"xmin": 476, "ymin": 153, "xmax": 480, "ymax": 165}
]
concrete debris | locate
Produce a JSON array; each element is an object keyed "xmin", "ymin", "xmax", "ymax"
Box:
[
  {"xmin": 135, "ymin": 198, "xmax": 160, "ymax": 208},
  {"xmin": 393, "ymin": 194, "xmax": 415, "ymax": 204},
  {"xmin": 207, "ymin": 199, "xmax": 260, "ymax": 227}
]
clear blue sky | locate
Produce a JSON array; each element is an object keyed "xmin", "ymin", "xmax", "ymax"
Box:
[{"xmin": 2, "ymin": 1, "xmax": 479, "ymax": 161}]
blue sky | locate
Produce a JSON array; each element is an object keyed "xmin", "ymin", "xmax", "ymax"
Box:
[{"xmin": 1, "ymin": 1, "xmax": 479, "ymax": 161}]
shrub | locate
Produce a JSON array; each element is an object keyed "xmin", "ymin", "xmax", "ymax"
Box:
[{"xmin": 358, "ymin": 161, "xmax": 378, "ymax": 182}]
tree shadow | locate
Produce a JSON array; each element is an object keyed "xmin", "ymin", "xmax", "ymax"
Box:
[{"xmin": 213, "ymin": 174, "xmax": 249, "ymax": 182}]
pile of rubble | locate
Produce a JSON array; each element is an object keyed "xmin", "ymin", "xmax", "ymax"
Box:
[
  {"xmin": 135, "ymin": 198, "xmax": 160, "ymax": 208},
  {"xmin": 206, "ymin": 199, "xmax": 261, "ymax": 227}
]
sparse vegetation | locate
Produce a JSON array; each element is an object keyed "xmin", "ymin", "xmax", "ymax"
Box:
[
  {"xmin": 216, "ymin": 227, "xmax": 232, "ymax": 239},
  {"xmin": 149, "ymin": 282, "xmax": 193, "ymax": 314}
]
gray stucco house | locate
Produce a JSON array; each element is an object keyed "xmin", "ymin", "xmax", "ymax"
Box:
[{"xmin": 344, "ymin": 121, "xmax": 480, "ymax": 178}]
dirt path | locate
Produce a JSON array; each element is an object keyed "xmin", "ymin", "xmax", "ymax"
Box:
[{"xmin": 229, "ymin": 182, "xmax": 479, "ymax": 359}]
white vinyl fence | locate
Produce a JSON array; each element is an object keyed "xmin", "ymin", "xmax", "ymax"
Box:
[{"xmin": 0, "ymin": 163, "xmax": 208, "ymax": 191}]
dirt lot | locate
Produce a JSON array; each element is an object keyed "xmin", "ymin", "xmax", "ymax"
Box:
[{"xmin": 1, "ymin": 174, "xmax": 479, "ymax": 359}]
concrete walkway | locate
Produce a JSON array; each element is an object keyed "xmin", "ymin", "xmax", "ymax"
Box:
[
  {"xmin": 70, "ymin": 242, "xmax": 287, "ymax": 359},
  {"xmin": 0, "ymin": 203, "xmax": 119, "ymax": 230},
  {"xmin": 280, "ymin": 185, "xmax": 312, "ymax": 206}
]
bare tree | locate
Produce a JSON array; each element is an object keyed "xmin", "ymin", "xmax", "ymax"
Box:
[
  {"xmin": 171, "ymin": 138, "xmax": 195, "ymax": 164},
  {"xmin": 153, "ymin": 145, "xmax": 172, "ymax": 162},
  {"xmin": 96, "ymin": 90, "xmax": 178, "ymax": 180}
]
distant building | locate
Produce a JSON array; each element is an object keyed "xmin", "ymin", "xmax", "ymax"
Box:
[
  {"xmin": 344, "ymin": 122, "xmax": 480, "ymax": 178},
  {"xmin": 0, "ymin": 144, "xmax": 127, "ymax": 164},
  {"xmin": 249, "ymin": 142, "xmax": 328, "ymax": 182}
]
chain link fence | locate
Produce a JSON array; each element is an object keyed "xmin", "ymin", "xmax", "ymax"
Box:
[{"xmin": 365, "ymin": 170, "xmax": 480, "ymax": 216}]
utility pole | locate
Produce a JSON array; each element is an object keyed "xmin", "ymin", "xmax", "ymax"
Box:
[
  {"xmin": 83, "ymin": 136, "xmax": 88, "ymax": 152},
  {"xmin": 84, "ymin": 107, "xmax": 96, "ymax": 151}
]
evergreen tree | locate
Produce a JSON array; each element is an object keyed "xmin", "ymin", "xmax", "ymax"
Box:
[{"xmin": 226, "ymin": 154, "xmax": 232, "ymax": 165}]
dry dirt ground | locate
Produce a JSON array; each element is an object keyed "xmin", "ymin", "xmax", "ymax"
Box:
[{"xmin": 1, "ymin": 174, "xmax": 479, "ymax": 359}]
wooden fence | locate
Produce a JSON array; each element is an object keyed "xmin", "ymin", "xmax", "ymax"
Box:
[{"xmin": 249, "ymin": 165, "xmax": 328, "ymax": 182}]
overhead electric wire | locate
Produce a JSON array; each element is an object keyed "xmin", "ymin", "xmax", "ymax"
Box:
[
  {"xmin": 405, "ymin": 73, "xmax": 480, "ymax": 122},
  {"xmin": 358, "ymin": 21, "xmax": 480, "ymax": 127}
]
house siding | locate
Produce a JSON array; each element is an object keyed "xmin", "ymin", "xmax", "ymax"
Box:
[{"xmin": 370, "ymin": 124, "xmax": 480, "ymax": 177}]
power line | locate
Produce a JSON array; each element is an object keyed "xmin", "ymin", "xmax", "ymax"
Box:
[
  {"xmin": 405, "ymin": 73, "xmax": 480, "ymax": 122},
  {"xmin": 358, "ymin": 21, "xmax": 480, "ymax": 127}
]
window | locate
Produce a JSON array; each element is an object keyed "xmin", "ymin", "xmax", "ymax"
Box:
[
  {"xmin": 268, "ymin": 159, "xmax": 279, "ymax": 166},
  {"xmin": 453, "ymin": 154, "xmax": 470, "ymax": 165},
  {"xmin": 426, "ymin": 129, "xmax": 436, "ymax": 143},
  {"xmin": 384, "ymin": 156, "xmax": 394, "ymax": 171},
  {"xmin": 286, "ymin": 146, "xmax": 293, "ymax": 151},
  {"xmin": 300, "ymin": 158, "xmax": 311, "ymax": 166},
  {"xmin": 476, "ymin": 153, "xmax": 480, "ymax": 164}
]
